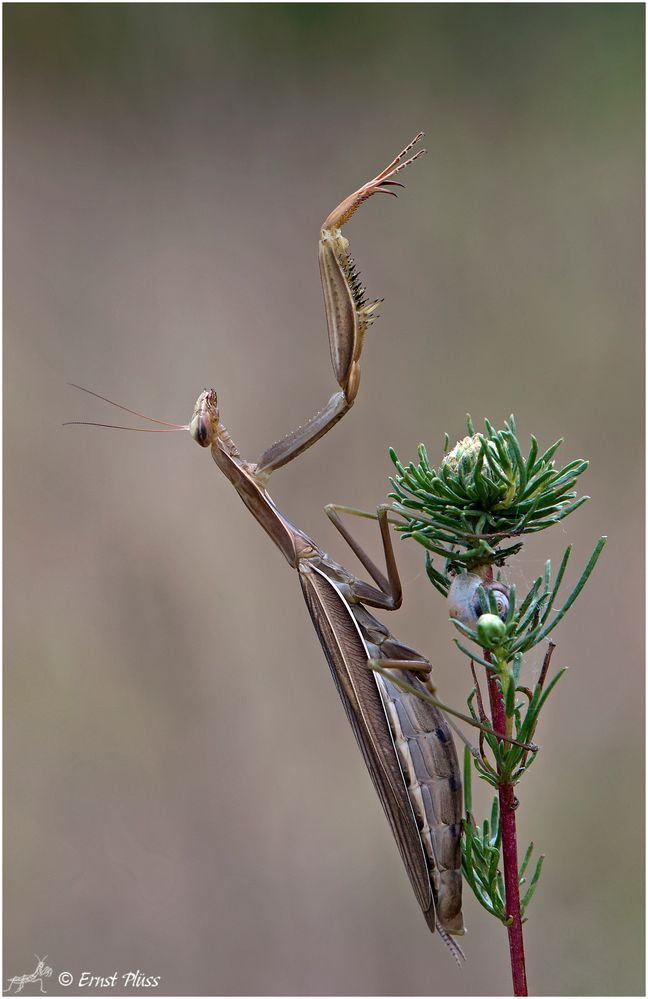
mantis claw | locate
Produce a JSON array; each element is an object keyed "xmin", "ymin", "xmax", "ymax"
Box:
[
  {"xmin": 319, "ymin": 133, "xmax": 426, "ymax": 407},
  {"xmin": 321, "ymin": 131, "xmax": 425, "ymax": 230}
]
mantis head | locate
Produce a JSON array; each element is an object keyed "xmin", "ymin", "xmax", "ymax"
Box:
[
  {"xmin": 65, "ymin": 383, "xmax": 226, "ymax": 455},
  {"xmin": 189, "ymin": 389, "xmax": 220, "ymax": 448}
]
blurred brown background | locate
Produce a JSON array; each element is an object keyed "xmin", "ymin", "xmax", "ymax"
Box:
[{"xmin": 4, "ymin": 4, "xmax": 644, "ymax": 996}]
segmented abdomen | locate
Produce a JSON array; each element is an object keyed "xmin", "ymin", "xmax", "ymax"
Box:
[{"xmin": 375, "ymin": 670, "xmax": 464, "ymax": 935}]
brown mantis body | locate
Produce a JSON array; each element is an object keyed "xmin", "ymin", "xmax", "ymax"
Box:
[
  {"xmin": 69, "ymin": 136, "xmax": 469, "ymax": 957},
  {"xmin": 188, "ymin": 137, "xmax": 466, "ymax": 953},
  {"xmin": 192, "ymin": 385, "xmax": 465, "ymax": 950}
]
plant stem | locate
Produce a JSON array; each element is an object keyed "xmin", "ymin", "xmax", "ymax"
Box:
[{"xmin": 486, "ymin": 655, "xmax": 528, "ymax": 996}]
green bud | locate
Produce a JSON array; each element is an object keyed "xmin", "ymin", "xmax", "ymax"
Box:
[
  {"xmin": 476, "ymin": 613, "xmax": 507, "ymax": 649},
  {"xmin": 441, "ymin": 434, "xmax": 483, "ymax": 474}
]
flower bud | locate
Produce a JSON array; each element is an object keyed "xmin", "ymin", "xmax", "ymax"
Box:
[{"xmin": 476, "ymin": 613, "xmax": 507, "ymax": 649}]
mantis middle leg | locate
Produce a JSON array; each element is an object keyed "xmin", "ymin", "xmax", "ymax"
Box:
[{"xmin": 324, "ymin": 502, "xmax": 537, "ymax": 752}]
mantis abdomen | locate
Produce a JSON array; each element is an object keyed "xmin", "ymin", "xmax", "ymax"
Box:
[
  {"xmin": 376, "ymin": 671, "xmax": 463, "ymax": 935},
  {"xmin": 299, "ymin": 560, "xmax": 464, "ymax": 947}
]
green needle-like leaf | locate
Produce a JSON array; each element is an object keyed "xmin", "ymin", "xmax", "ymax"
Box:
[
  {"xmin": 390, "ymin": 416, "xmax": 602, "ymax": 934},
  {"xmin": 532, "ymin": 538, "xmax": 606, "ymax": 644},
  {"xmin": 521, "ymin": 854, "xmax": 545, "ymax": 914}
]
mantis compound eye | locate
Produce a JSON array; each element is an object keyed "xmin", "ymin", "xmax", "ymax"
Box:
[
  {"xmin": 447, "ymin": 572, "xmax": 510, "ymax": 629},
  {"xmin": 190, "ymin": 413, "xmax": 212, "ymax": 447}
]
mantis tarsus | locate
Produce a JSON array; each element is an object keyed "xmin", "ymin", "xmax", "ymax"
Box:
[{"xmin": 69, "ymin": 134, "xmax": 473, "ymax": 959}]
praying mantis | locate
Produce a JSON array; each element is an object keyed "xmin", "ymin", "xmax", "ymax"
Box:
[
  {"xmin": 186, "ymin": 135, "xmax": 469, "ymax": 954},
  {"xmin": 68, "ymin": 134, "xmax": 517, "ymax": 960}
]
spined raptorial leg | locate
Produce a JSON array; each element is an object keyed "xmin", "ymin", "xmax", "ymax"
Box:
[{"xmin": 255, "ymin": 134, "xmax": 425, "ymax": 477}]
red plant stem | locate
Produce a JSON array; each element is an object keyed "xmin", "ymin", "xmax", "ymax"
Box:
[{"xmin": 486, "ymin": 656, "xmax": 528, "ymax": 996}]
